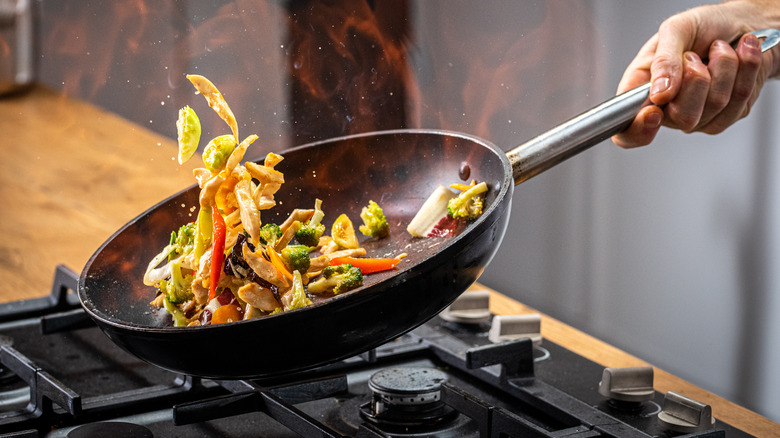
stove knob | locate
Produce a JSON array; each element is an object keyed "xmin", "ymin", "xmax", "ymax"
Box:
[
  {"xmin": 439, "ymin": 289, "xmax": 491, "ymax": 324},
  {"xmin": 598, "ymin": 366, "xmax": 654, "ymax": 402},
  {"xmin": 657, "ymin": 391, "xmax": 715, "ymax": 433},
  {"xmin": 488, "ymin": 313, "xmax": 542, "ymax": 345}
]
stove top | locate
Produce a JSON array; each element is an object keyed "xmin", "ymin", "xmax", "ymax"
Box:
[{"xmin": 0, "ymin": 266, "xmax": 753, "ymax": 437}]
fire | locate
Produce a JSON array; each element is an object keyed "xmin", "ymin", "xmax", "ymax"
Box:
[
  {"xmin": 286, "ymin": 0, "xmax": 413, "ymax": 141},
  {"xmin": 37, "ymin": 1, "xmax": 599, "ymax": 152}
]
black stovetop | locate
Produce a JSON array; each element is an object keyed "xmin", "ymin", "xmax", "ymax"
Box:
[{"xmin": 0, "ymin": 265, "xmax": 753, "ymax": 437}]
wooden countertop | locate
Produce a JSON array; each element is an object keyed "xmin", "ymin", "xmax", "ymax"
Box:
[{"xmin": 1, "ymin": 86, "xmax": 778, "ymax": 436}]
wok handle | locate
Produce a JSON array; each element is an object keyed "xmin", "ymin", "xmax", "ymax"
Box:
[{"xmin": 506, "ymin": 28, "xmax": 780, "ymax": 185}]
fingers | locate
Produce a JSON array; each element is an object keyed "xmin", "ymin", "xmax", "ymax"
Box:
[
  {"xmin": 699, "ymin": 33, "xmax": 762, "ymax": 134},
  {"xmin": 647, "ymin": 16, "xmax": 694, "ymax": 105},
  {"xmin": 616, "ymin": 35, "xmax": 658, "ymax": 94},
  {"xmin": 696, "ymin": 40, "xmax": 738, "ymax": 127},
  {"xmin": 664, "ymin": 51, "xmax": 711, "ymax": 132},
  {"xmin": 612, "ymin": 105, "xmax": 664, "ymax": 149}
]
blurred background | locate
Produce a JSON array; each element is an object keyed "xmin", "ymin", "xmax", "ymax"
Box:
[{"xmin": 15, "ymin": 0, "xmax": 780, "ymax": 423}]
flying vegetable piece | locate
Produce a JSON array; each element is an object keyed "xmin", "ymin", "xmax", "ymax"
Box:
[
  {"xmin": 358, "ymin": 200, "xmax": 389, "ymax": 238},
  {"xmin": 447, "ymin": 181, "xmax": 488, "ymax": 221},
  {"xmin": 203, "ymin": 134, "xmax": 237, "ymax": 172},
  {"xmin": 258, "ymin": 223, "xmax": 283, "ymax": 247},
  {"xmin": 176, "ymin": 105, "xmax": 201, "ymax": 165},
  {"xmin": 295, "ymin": 199, "xmax": 325, "ymax": 247},
  {"xmin": 186, "ymin": 74, "xmax": 239, "ymax": 144},
  {"xmin": 307, "ymin": 264, "xmax": 363, "ymax": 295},
  {"xmin": 281, "ymin": 245, "xmax": 311, "ymax": 273}
]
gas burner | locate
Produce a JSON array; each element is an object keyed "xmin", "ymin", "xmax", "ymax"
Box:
[
  {"xmin": 66, "ymin": 421, "xmax": 154, "ymax": 438},
  {"xmin": 360, "ymin": 367, "xmax": 458, "ymax": 430}
]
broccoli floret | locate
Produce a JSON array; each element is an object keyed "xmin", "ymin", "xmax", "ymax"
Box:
[
  {"xmin": 258, "ymin": 223, "xmax": 282, "ymax": 247},
  {"xmin": 286, "ymin": 270, "xmax": 312, "ymax": 310},
  {"xmin": 157, "ymin": 261, "xmax": 194, "ymax": 304},
  {"xmin": 168, "ymin": 222, "xmax": 196, "ymax": 261},
  {"xmin": 359, "ymin": 200, "xmax": 389, "ymax": 238},
  {"xmin": 281, "ymin": 245, "xmax": 311, "ymax": 273},
  {"xmin": 295, "ymin": 199, "xmax": 325, "ymax": 247},
  {"xmin": 447, "ymin": 182, "xmax": 488, "ymax": 221},
  {"xmin": 307, "ymin": 264, "xmax": 363, "ymax": 295}
]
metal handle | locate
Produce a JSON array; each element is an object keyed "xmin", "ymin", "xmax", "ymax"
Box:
[{"xmin": 506, "ymin": 28, "xmax": 780, "ymax": 185}]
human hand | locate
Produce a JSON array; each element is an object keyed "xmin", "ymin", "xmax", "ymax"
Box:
[{"xmin": 612, "ymin": 1, "xmax": 780, "ymax": 148}]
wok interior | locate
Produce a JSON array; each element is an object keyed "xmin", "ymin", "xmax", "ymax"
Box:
[{"xmin": 79, "ymin": 130, "xmax": 510, "ymax": 329}]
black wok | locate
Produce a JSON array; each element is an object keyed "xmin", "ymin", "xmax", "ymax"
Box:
[{"xmin": 78, "ymin": 30, "xmax": 780, "ymax": 380}]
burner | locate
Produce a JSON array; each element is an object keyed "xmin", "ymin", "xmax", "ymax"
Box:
[
  {"xmin": 66, "ymin": 421, "xmax": 154, "ymax": 438},
  {"xmin": 360, "ymin": 367, "xmax": 458, "ymax": 429}
]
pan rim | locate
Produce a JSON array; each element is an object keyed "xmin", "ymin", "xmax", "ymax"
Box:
[{"xmin": 77, "ymin": 128, "xmax": 513, "ymax": 334}]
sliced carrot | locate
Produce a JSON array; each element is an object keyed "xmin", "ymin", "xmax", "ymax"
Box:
[
  {"xmin": 211, "ymin": 304, "xmax": 242, "ymax": 325},
  {"xmin": 329, "ymin": 256, "xmax": 401, "ymax": 274},
  {"xmin": 267, "ymin": 247, "xmax": 293, "ymax": 280}
]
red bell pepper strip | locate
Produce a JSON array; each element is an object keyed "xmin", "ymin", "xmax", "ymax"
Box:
[
  {"xmin": 209, "ymin": 204, "xmax": 226, "ymax": 301},
  {"xmin": 329, "ymin": 256, "xmax": 401, "ymax": 274}
]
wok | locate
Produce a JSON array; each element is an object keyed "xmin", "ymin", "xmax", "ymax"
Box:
[{"xmin": 79, "ymin": 30, "xmax": 780, "ymax": 379}]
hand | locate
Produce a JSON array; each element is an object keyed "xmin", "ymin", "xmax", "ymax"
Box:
[{"xmin": 612, "ymin": 1, "xmax": 780, "ymax": 148}]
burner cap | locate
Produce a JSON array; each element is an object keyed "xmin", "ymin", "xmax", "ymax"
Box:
[
  {"xmin": 67, "ymin": 421, "xmax": 154, "ymax": 438},
  {"xmin": 368, "ymin": 367, "xmax": 447, "ymax": 405},
  {"xmin": 361, "ymin": 367, "xmax": 458, "ymax": 429}
]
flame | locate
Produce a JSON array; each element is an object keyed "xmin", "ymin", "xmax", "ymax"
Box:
[
  {"xmin": 285, "ymin": 0, "xmax": 413, "ymax": 141},
  {"xmin": 38, "ymin": 1, "xmax": 598, "ymax": 151}
]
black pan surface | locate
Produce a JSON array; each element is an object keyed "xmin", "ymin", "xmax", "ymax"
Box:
[{"xmin": 78, "ymin": 129, "xmax": 513, "ymax": 379}]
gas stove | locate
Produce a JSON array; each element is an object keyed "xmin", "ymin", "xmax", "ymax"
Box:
[{"xmin": 0, "ymin": 266, "xmax": 752, "ymax": 437}]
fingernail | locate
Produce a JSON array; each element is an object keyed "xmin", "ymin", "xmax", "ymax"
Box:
[
  {"xmin": 745, "ymin": 34, "xmax": 760, "ymax": 50},
  {"xmin": 685, "ymin": 52, "xmax": 700, "ymax": 63},
  {"xmin": 650, "ymin": 77, "xmax": 670, "ymax": 96},
  {"xmin": 645, "ymin": 111, "xmax": 663, "ymax": 130}
]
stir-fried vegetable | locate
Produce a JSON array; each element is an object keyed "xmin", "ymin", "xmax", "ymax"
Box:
[
  {"xmin": 447, "ymin": 181, "xmax": 488, "ymax": 221},
  {"xmin": 146, "ymin": 74, "xmax": 418, "ymax": 327},
  {"xmin": 331, "ymin": 214, "xmax": 359, "ymax": 249},
  {"xmin": 329, "ymin": 256, "xmax": 402, "ymax": 274},
  {"xmin": 176, "ymin": 106, "xmax": 201, "ymax": 165},
  {"xmin": 209, "ymin": 204, "xmax": 226, "ymax": 301},
  {"xmin": 307, "ymin": 264, "xmax": 363, "ymax": 295},
  {"xmin": 358, "ymin": 200, "xmax": 389, "ymax": 239},
  {"xmin": 295, "ymin": 199, "xmax": 325, "ymax": 247}
]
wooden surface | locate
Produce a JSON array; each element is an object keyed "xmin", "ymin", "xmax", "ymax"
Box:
[{"xmin": 1, "ymin": 86, "xmax": 778, "ymax": 436}]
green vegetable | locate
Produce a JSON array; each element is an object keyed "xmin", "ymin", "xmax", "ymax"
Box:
[
  {"xmin": 447, "ymin": 182, "xmax": 488, "ymax": 221},
  {"xmin": 258, "ymin": 223, "xmax": 283, "ymax": 247},
  {"xmin": 331, "ymin": 213, "xmax": 359, "ymax": 249},
  {"xmin": 281, "ymin": 245, "xmax": 311, "ymax": 273},
  {"xmin": 295, "ymin": 199, "xmax": 325, "ymax": 247},
  {"xmin": 287, "ymin": 270, "xmax": 312, "ymax": 310},
  {"xmin": 163, "ymin": 295, "xmax": 188, "ymax": 327},
  {"xmin": 307, "ymin": 264, "xmax": 363, "ymax": 295},
  {"xmin": 157, "ymin": 260, "xmax": 194, "ymax": 304},
  {"xmin": 168, "ymin": 222, "xmax": 196, "ymax": 261},
  {"xmin": 193, "ymin": 207, "xmax": 213, "ymax": 264},
  {"xmin": 202, "ymin": 134, "xmax": 236, "ymax": 172},
  {"xmin": 176, "ymin": 106, "xmax": 201, "ymax": 165},
  {"xmin": 358, "ymin": 200, "xmax": 389, "ymax": 238}
]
